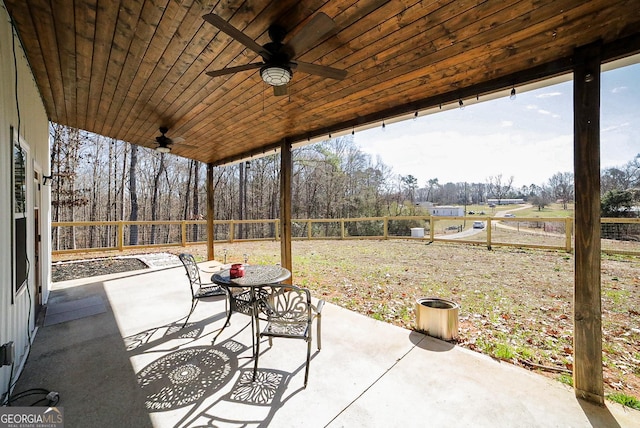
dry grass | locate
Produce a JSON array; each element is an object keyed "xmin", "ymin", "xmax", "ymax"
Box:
[{"xmin": 53, "ymin": 239, "xmax": 640, "ymax": 401}]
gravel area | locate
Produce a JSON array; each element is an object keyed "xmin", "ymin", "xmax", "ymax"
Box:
[
  {"xmin": 51, "ymin": 258, "xmax": 150, "ymax": 282},
  {"xmin": 50, "ymin": 253, "xmax": 183, "ymax": 282}
]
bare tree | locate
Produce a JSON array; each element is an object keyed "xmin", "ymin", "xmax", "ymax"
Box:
[
  {"xmin": 530, "ymin": 185, "xmax": 553, "ymax": 211},
  {"xmin": 87, "ymin": 134, "xmax": 105, "ymax": 246},
  {"xmin": 129, "ymin": 145, "xmax": 139, "ymax": 245},
  {"xmin": 401, "ymin": 175, "xmax": 418, "ymax": 204},
  {"xmin": 191, "ymin": 161, "xmax": 201, "ymax": 241},
  {"xmin": 487, "ymin": 174, "xmax": 514, "ymax": 204},
  {"xmin": 49, "ymin": 124, "xmax": 88, "ymax": 249},
  {"xmin": 119, "ymin": 143, "xmax": 128, "ymax": 221},
  {"xmin": 238, "ymin": 161, "xmax": 246, "ymax": 238},
  {"xmin": 183, "ymin": 160, "xmax": 194, "ymax": 221},
  {"xmin": 602, "ymin": 153, "xmax": 640, "ymax": 193},
  {"xmin": 469, "ymin": 182, "xmax": 486, "ymax": 204},
  {"xmin": 426, "ymin": 178, "xmax": 440, "ymax": 202},
  {"xmin": 150, "ymin": 153, "xmax": 167, "ymax": 244},
  {"xmin": 548, "ymin": 172, "xmax": 574, "ymax": 209}
]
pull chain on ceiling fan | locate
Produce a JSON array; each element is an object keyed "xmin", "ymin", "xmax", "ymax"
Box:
[{"xmin": 203, "ymin": 12, "xmax": 347, "ymax": 96}]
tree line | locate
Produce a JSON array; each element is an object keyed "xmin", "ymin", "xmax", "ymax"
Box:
[{"xmin": 50, "ymin": 123, "xmax": 639, "ymax": 245}]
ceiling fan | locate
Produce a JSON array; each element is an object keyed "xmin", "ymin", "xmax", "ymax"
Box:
[
  {"xmin": 154, "ymin": 127, "xmax": 185, "ymax": 153},
  {"xmin": 203, "ymin": 12, "xmax": 347, "ymax": 96}
]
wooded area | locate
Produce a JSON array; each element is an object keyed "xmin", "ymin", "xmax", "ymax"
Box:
[{"xmin": 49, "ymin": 123, "xmax": 640, "ymax": 246}]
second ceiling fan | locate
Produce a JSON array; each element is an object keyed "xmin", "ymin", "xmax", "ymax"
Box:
[{"xmin": 203, "ymin": 12, "xmax": 347, "ymax": 96}]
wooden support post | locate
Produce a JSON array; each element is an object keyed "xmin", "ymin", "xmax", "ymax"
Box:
[
  {"xmin": 280, "ymin": 139, "xmax": 293, "ymax": 283},
  {"xmin": 573, "ymin": 42, "xmax": 604, "ymax": 405},
  {"xmin": 206, "ymin": 163, "xmax": 215, "ymax": 261},
  {"xmin": 486, "ymin": 218, "xmax": 492, "ymax": 250}
]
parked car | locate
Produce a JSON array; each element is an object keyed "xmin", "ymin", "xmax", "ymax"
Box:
[
  {"xmin": 504, "ymin": 213, "xmax": 516, "ymax": 218},
  {"xmin": 473, "ymin": 221, "xmax": 484, "ymax": 229}
]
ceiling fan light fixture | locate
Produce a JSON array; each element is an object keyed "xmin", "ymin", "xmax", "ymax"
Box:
[
  {"xmin": 156, "ymin": 145, "xmax": 171, "ymax": 153},
  {"xmin": 260, "ymin": 66, "xmax": 292, "ymax": 86}
]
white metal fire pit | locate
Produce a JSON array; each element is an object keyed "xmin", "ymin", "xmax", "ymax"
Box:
[{"xmin": 415, "ymin": 297, "xmax": 459, "ymax": 340}]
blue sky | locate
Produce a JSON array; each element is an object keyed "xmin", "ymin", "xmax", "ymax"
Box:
[{"xmin": 354, "ymin": 59, "xmax": 639, "ymax": 189}]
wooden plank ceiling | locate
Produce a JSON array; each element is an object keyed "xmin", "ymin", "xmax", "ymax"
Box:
[{"xmin": 5, "ymin": 0, "xmax": 640, "ymax": 165}]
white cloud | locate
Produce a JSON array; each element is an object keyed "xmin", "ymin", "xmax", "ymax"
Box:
[
  {"xmin": 501, "ymin": 120, "xmax": 513, "ymax": 127},
  {"xmin": 602, "ymin": 122, "xmax": 630, "ymax": 132},
  {"xmin": 536, "ymin": 91, "xmax": 563, "ymax": 98},
  {"xmin": 612, "ymin": 86, "xmax": 628, "ymax": 94},
  {"xmin": 538, "ymin": 109, "xmax": 559, "ymax": 118}
]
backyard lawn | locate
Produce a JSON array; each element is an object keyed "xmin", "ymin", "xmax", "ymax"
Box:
[{"xmin": 53, "ymin": 238, "xmax": 640, "ymax": 405}]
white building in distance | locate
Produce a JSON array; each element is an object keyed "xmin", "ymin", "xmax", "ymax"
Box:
[{"xmin": 427, "ymin": 206, "xmax": 465, "ymax": 216}]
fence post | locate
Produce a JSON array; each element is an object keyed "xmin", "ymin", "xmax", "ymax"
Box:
[
  {"xmin": 486, "ymin": 218, "xmax": 492, "ymax": 250},
  {"xmin": 308, "ymin": 220, "xmax": 312, "ymax": 240},
  {"xmin": 429, "ymin": 216, "xmax": 435, "ymax": 242},
  {"xmin": 117, "ymin": 221, "xmax": 124, "ymax": 252},
  {"xmin": 341, "ymin": 219, "xmax": 346, "ymax": 239},
  {"xmin": 181, "ymin": 221, "xmax": 187, "ymax": 247},
  {"xmin": 383, "ymin": 216, "xmax": 388, "ymax": 239},
  {"xmin": 565, "ymin": 217, "xmax": 573, "ymax": 252},
  {"xmin": 229, "ymin": 220, "xmax": 235, "ymax": 242},
  {"xmin": 275, "ymin": 220, "xmax": 280, "ymax": 241}
]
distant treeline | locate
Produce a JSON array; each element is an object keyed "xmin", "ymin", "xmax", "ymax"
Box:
[{"xmin": 50, "ymin": 123, "xmax": 639, "ymax": 231}]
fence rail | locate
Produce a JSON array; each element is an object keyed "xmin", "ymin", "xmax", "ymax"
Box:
[{"xmin": 51, "ymin": 216, "xmax": 640, "ymax": 256}]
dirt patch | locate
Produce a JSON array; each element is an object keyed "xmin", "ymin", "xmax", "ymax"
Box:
[{"xmin": 51, "ymin": 258, "xmax": 148, "ymax": 282}]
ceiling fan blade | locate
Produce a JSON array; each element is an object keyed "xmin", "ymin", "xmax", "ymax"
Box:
[
  {"xmin": 175, "ymin": 143, "xmax": 200, "ymax": 150},
  {"xmin": 273, "ymin": 85, "xmax": 288, "ymax": 97},
  {"xmin": 203, "ymin": 13, "xmax": 270, "ymax": 59},
  {"xmin": 206, "ymin": 63, "xmax": 264, "ymax": 77},
  {"xmin": 286, "ymin": 12, "xmax": 337, "ymax": 58},
  {"xmin": 293, "ymin": 61, "xmax": 347, "ymax": 80}
]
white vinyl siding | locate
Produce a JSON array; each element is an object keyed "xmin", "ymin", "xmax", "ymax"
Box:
[{"xmin": 0, "ymin": 1, "xmax": 51, "ymax": 403}]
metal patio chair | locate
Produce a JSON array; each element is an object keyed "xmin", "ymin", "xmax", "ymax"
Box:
[
  {"xmin": 253, "ymin": 284, "xmax": 325, "ymax": 387},
  {"xmin": 179, "ymin": 253, "xmax": 226, "ymax": 328}
]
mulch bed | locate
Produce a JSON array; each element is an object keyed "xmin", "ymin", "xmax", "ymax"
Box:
[{"xmin": 51, "ymin": 258, "xmax": 149, "ymax": 282}]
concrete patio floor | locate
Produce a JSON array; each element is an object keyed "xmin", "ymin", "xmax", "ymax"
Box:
[{"xmin": 11, "ymin": 259, "xmax": 640, "ymax": 427}]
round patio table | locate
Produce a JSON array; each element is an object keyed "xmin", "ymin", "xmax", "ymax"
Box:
[
  {"xmin": 211, "ymin": 265, "xmax": 291, "ymax": 355},
  {"xmin": 211, "ymin": 265, "xmax": 291, "ymax": 287}
]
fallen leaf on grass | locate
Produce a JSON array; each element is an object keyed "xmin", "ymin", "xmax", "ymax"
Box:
[{"xmin": 546, "ymin": 329, "xmax": 560, "ymax": 337}]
